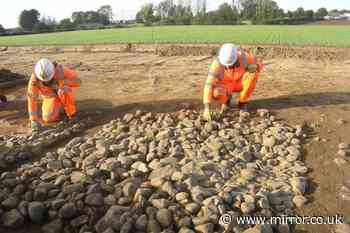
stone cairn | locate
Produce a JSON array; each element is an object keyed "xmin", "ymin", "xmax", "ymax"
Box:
[{"xmin": 0, "ymin": 109, "xmax": 308, "ymax": 233}]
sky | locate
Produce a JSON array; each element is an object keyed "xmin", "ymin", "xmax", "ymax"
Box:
[{"xmin": 1, "ymin": 0, "xmax": 349, "ymax": 28}]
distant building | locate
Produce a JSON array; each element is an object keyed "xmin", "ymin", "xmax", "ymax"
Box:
[
  {"xmin": 324, "ymin": 12, "xmax": 350, "ymax": 20},
  {"xmin": 114, "ymin": 20, "xmax": 136, "ymax": 25}
]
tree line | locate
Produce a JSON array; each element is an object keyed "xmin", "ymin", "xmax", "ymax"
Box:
[
  {"xmin": 0, "ymin": 1, "xmax": 348, "ymax": 36},
  {"xmin": 136, "ymin": 0, "xmax": 334, "ymax": 26},
  {"xmin": 0, "ymin": 5, "xmax": 116, "ymax": 35}
]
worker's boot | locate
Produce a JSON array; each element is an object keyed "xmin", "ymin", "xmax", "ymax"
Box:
[
  {"xmin": 238, "ymin": 102, "xmax": 248, "ymax": 113},
  {"xmin": 30, "ymin": 121, "xmax": 42, "ymax": 133}
]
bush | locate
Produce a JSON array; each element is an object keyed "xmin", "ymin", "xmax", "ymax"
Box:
[
  {"xmin": 0, "ymin": 24, "xmax": 5, "ymax": 34},
  {"xmin": 262, "ymin": 17, "xmax": 324, "ymax": 25},
  {"xmin": 144, "ymin": 22, "xmax": 153, "ymax": 27},
  {"xmin": 33, "ymin": 22, "xmax": 54, "ymax": 33}
]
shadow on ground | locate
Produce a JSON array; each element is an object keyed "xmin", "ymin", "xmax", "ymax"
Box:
[
  {"xmin": 1, "ymin": 92, "xmax": 350, "ymax": 127},
  {"xmin": 78, "ymin": 92, "xmax": 350, "ymax": 125},
  {"xmin": 250, "ymin": 92, "xmax": 350, "ymax": 110}
]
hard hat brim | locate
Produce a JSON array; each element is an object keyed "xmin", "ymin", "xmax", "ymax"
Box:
[
  {"xmin": 36, "ymin": 73, "xmax": 54, "ymax": 82},
  {"xmin": 219, "ymin": 58, "xmax": 235, "ymax": 67}
]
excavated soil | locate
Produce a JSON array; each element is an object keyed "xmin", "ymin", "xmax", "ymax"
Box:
[
  {"xmin": 2, "ymin": 44, "xmax": 350, "ymax": 60},
  {"xmin": 0, "ymin": 69, "xmax": 27, "ymax": 89}
]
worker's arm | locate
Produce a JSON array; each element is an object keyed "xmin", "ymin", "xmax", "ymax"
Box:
[
  {"xmin": 239, "ymin": 72, "xmax": 258, "ymax": 103},
  {"xmin": 238, "ymin": 53, "xmax": 261, "ymax": 103},
  {"xmin": 27, "ymin": 75, "xmax": 40, "ymax": 123},
  {"xmin": 203, "ymin": 59, "xmax": 222, "ymax": 105},
  {"xmin": 56, "ymin": 66, "xmax": 79, "ymax": 104},
  {"xmin": 203, "ymin": 75, "xmax": 216, "ymax": 106},
  {"xmin": 203, "ymin": 59, "xmax": 222, "ymax": 120},
  {"xmin": 246, "ymin": 53, "xmax": 263, "ymax": 73},
  {"xmin": 55, "ymin": 66, "xmax": 80, "ymax": 118},
  {"xmin": 63, "ymin": 68, "xmax": 81, "ymax": 88},
  {"xmin": 55, "ymin": 65, "xmax": 81, "ymax": 91}
]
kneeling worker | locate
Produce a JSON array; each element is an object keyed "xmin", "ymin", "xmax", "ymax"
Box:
[
  {"xmin": 203, "ymin": 43, "xmax": 263, "ymax": 121},
  {"xmin": 27, "ymin": 58, "xmax": 81, "ymax": 131}
]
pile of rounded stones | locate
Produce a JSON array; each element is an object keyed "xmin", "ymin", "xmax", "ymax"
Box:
[
  {"xmin": 0, "ymin": 109, "xmax": 308, "ymax": 233},
  {"xmin": 0, "ymin": 121, "xmax": 89, "ymax": 172}
]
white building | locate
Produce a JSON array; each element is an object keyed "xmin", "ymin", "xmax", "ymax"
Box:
[{"xmin": 324, "ymin": 12, "xmax": 350, "ymax": 20}]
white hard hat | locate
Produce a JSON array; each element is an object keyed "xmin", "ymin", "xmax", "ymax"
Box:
[
  {"xmin": 218, "ymin": 43, "xmax": 238, "ymax": 66},
  {"xmin": 35, "ymin": 58, "xmax": 55, "ymax": 82}
]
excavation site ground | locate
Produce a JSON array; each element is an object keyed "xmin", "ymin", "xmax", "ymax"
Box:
[{"xmin": 0, "ymin": 44, "xmax": 349, "ymax": 233}]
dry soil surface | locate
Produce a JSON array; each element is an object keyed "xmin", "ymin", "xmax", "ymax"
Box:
[{"xmin": 0, "ymin": 47, "xmax": 350, "ymax": 233}]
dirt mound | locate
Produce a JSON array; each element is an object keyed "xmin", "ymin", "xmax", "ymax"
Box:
[
  {"xmin": 0, "ymin": 69, "xmax": 25, "ymax": 82},
  {"xmin": 0, "ymin": 69, "xmax": 26, "ymax": 89},
  {"xmin": 156, "ymin": 45, "xmax": 218, "ymax": 57},
  {"xmin": 155, "ymin": 44, "xmax": 350, "ymax": 60},
  {"xmin": 6, "ymin": 44, "xmax": 350, "ymax": 61}
]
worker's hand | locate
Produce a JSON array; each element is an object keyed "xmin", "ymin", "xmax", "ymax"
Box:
[
  {"xmin": 30, "ymin": 121, "xmax": 41, "ymax": 132},
  {"xmin": 203, "ymin": 107, "xmax": 211, "ymax": 122},
  {"xmin": 219, "ymin": 104, "xmax": 227, "ymax": 116}
]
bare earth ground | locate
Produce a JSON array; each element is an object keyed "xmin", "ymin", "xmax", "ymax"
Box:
[{"xmin": 0, "ymin": 47, "xmax": 350, "ymax": 233}]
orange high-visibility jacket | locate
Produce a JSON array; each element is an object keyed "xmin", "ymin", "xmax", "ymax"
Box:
[
  {"xmin": 203, "ymin": 49, "xmax": 262, "ymax": 104},
  {"xmin": 27, "ymin": 65, "xmax": 81, "ymax": 122}
]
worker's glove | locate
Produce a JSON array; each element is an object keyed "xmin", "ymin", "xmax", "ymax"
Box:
[
  {"xmin": 247, "ymin": 64, "xmax": 259, "ymax": 73},
  {"xmin": 238, "ymin": 102, "xmax": 248, "ymax": 113},
  {"xmin": 203, "ymin": 108, "xmax": 211, "ymax": 122},
  {"xmin": 30, "ymin": 121, "xmax": 41, "ymax": 132},
  {"xmin": 219, "ymin": 104, "xmax": 228, "ymax": 116}
]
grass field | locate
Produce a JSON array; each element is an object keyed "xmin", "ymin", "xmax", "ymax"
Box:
[{"xmin": 0, "ymin": 25, "xmax": 349, "ymax": 47}]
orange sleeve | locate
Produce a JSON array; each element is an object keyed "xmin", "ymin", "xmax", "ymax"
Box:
[
  {"xmin": 247, "ymin": 54, "xmax": 256, "ymax": 65},
  {"xmin": 64, "ymin": 68, "xmax": 77, "ymax": 79},
  {"xmin": 237, "ymin": 52, "xmax": 261, "ymax": 103},
  {"xmin": 239, "ymin": 73, "xmax": 258, "ymax": 103},
  {"xmin": 203, "ymin": 59, "xmax": 222, "ymax": 104},
  {"xmin": 27, "ymin": 75, "xmax": 40, "ymax": 122},
  {"xmin": 247, "ymin": 53, "xmax": 263, "ymax": 72},
  {"xmin": 63, "ymin": 68, "xmax": 81, "ymax": 88}
]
